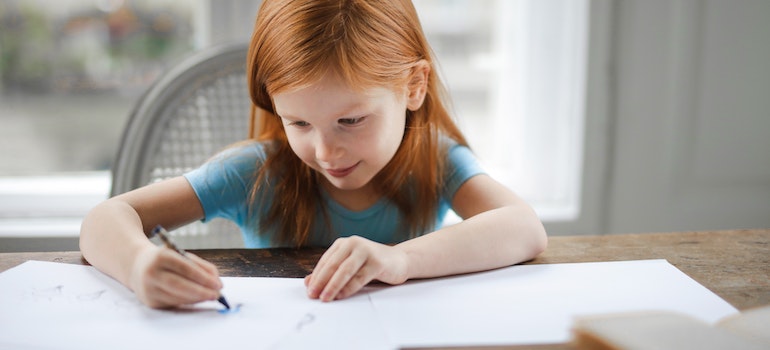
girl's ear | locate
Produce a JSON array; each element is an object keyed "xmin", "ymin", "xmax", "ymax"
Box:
[{"xmin": 406, "ymin": 60, "xmax": 430, "ymax": 111}]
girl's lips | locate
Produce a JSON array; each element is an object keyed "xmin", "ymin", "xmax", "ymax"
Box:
[{"xmin": 326, "ymin": 162, "xmax": 359, "ymax": 178}]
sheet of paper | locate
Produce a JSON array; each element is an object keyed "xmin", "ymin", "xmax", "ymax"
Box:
[
  {"xmin": 367, "ymin": 259, "xmax": 739, "ymax": 347},
  {"xmin": 0, "ymin": 259, "xmax": 738, "ymax": 349},
  {"xmin": 0, "ymin": 261, "xmax": 343, "ymax": 350},
  {"xmin": 270, "ymin": 290, "xmax": 392, "ymax": 350}
]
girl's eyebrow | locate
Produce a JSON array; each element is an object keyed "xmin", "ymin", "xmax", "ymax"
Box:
[
  {"xmin": 336, "ymin": 102, "xmax": 367, "ymax": 116},
  {"xmin": 278, "ymin": 101, "xmax": 370, "ymax": 121}
]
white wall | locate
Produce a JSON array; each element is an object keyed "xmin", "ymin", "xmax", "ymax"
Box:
[{"xmin": 566, "ymin": 0, "xmax": 770, "ymax": 235}]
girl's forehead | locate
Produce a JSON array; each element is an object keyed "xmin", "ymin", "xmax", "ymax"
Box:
[
  {"xmin": 272, "ymin": 76, "xmax": 403, "ymax": 119},
  {"xmin": 276, "ymin": 83, "xmax": 395, "ymax": 106},
  {"xmin": 277, "ymin": 71, "xmax": 399, "ymax": 99},
  {"xmin": 266, "ymin": 57, "xmax": 411, "ymax": 102}
]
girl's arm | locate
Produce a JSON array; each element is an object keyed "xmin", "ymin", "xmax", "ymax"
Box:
[
  {"xmin": 79, "ymin": 176, "xmax": 224, "ymax": 308},
  {"xmin": 305, "ymin": 174, "xmax": 547, "ymax": 301},
  {"xmin": 397, "ymin": 174, "xmax": 547, "ymax": 279}
]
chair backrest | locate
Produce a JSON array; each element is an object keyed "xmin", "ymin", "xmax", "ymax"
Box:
[{"xmin": 111, "ymin": 43, "xmax": 251, "ymax": 249}]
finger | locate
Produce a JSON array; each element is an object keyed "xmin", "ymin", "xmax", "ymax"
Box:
[
  {"xmin": 154, "ymin": 269, "xmax": 220, "ymax": 305},
  {"xmin": 139, "ymin": 268, "xmax": 217, "ymax": 309},
  {"xmin": 147, "ymin": 282, "xmax": 199, "ymax": 309},
  {"xmin": 310, "ymin": 240, "xmax": 343, "ymax": 280},
  {"xmin": 158, "ymin": 250, "xmax": 222, "ymax": 290},
  {"xmin": 141, "ymin": 285, "xmax": 178, "ymax": 309},
  {"xmin": 318, "ymin": 251, "xmax": 367, "ymax": 302},
  {"xmin": 335, "ymin": 265, "xmax": 377, "ymax": 300},
  {"xmin": 307, "ymin": 251, "xmax": 351, "ymax": 299},
  {"xmin": 186, "ymin": 253, "xmax": 219, "ymax": 275},
  {"xmin": 307, "ymin": 243, "xmax": 352, "ymax": 299},
  {"xmin": 186, "ymin": 253, "xmax": 223, "ymax": 288}
]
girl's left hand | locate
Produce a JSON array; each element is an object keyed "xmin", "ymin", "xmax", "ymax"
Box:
[{"xmin": 304, "ymin": 236, "xmax": 409, "ymax": 302}]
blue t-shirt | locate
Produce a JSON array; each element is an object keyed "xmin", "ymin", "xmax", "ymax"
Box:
[{"xmin": 184, "ymin": 141, "xmax": 485, "ymax": 248}]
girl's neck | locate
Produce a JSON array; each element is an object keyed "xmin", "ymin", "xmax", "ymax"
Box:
[{"xmin": 319, "ymin": 177, "xmax": 381, "ymax": 212}]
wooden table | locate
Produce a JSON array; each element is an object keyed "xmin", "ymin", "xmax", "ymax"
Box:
[{"xmin": 2, "ymin": 229, "xmax": 768, "ymax": 349}]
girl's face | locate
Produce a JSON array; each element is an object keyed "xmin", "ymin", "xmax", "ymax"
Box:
[{"xmin": 272, "ymin": 73, "xmax": 408, "ymax": 193}]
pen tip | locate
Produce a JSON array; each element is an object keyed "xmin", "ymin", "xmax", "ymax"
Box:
[{"xmin": 219, "ymin": 296, "xmax": 231, "ymax": 310}]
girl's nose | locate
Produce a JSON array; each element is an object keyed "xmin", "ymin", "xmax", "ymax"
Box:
[{"xmin": 314, "ymin": 132, "xmax": 342, "ymax": 162}]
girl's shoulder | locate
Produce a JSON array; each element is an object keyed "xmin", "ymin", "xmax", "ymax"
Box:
[
  {"xmin": 211, "ymin": 140, "xmax": 272, "ymax": 162},
  {"xmin": 438, "ymin": 135, "xmax": 467, "ymax": 155},
  {"xmin": 436, "ymin": 134, "xmax": 482, "ymax": 170},
  {"xmin": 196, "ymin": 140, "xmax": 275, "ymax": 177}
]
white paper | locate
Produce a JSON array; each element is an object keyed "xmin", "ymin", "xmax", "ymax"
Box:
[
  {"xmin": 0, "ymin": 261, "xmax": 328, "ymax": 350},
  {"xmin": 270, "ymin": 290, "xmax": 392, "ymax": 350},
  {"xmin": 367, "ymin": 259, "xmax": 739, "ymax": 347},
  {"xmin": 0, "ymin": 259, "xmax": 738, "ymax": 349}
]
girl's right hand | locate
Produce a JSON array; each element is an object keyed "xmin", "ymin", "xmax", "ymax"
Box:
[{"xmin": 129, "ymin": 246, "xmax": 224, "ymax": 309}]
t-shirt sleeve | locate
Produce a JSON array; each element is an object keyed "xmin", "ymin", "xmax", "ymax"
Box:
[
  {"xmin": 182, "ymin": 143, "xmax": 266, "ymax": 223},
  {"xmin": 442, "ymin": 143, "xmax": 486, "ymax": 202}
]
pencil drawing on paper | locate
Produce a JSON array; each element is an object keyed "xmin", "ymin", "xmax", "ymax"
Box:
[
  {"xmin": 21, "ymin": 284, "xmax": 136, "ymax": 310},
  {"xmin": 218, "ymin": 303, "xmax": 243, "ymax": 314},
  {"xmin": 23, "ymin": 285, "xmax": 64, "ymax": 301},
  {"xmin": 23, "ymin": 285, "xmax": 110, "ymax": 303},
  {"xmin": 295, "ymin": 312, "xmax": 316, "ymax": 331},
  {"xmin": 77, "ymin": 289, "xmax": 107, "ymax": 301}
]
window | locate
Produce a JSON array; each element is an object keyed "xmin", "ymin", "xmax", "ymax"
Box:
[
  {"xmin": 0, "ymin": 0, "xmax": 588, "ymax": 250},
  {"xmin": 415, "ymin": 0, "xmax": 588, "ymax": 222},
  {"xmin": 0, "ymin": 0, "xmax": 204, "ymax": 248}
]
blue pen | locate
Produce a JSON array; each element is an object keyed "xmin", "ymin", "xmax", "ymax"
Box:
[{"xmin": 150, "ymin": 225, "xmax": 231, "ymax": 310}]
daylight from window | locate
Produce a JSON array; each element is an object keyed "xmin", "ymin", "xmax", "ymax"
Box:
[{"xmin": 0, "ymin": 0, "xmax": 586, "ymax": 241}]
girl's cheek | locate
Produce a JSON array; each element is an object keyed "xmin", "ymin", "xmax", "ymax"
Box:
[{"xmin": 286, "ymin": 136, "xmax": 310, "ymax": 158}]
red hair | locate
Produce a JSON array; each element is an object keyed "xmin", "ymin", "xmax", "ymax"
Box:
[{"xmin": 246, "ymin": 0, "xmax": 468, "ymax": 246}]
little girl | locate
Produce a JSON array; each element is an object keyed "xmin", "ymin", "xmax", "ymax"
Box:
[{"xmin": 80, "ymin": 0, "xmax": 547, "ymax": 308}]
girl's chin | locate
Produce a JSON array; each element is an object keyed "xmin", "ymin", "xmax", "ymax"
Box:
[
  {"xmin": 325, "ymin": 179, "xmax": 367, "ymax": 191},
  {"xmin": 320, "ymin": 173, "xmax": 373, "ymax": 192}
]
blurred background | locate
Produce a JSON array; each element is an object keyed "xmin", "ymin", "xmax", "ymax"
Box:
[
  {"xmin": 1, "ymin": 0, "xmax": 768, "ymax": 251},
  {"xmin": 1, "ymin": 0, "xmax": 195, "ymax": 174}
]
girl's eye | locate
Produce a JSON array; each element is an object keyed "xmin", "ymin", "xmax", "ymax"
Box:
[
  {"xmin": 289, "ymin": 121, "xmax": 310, "ymax": 127},
  {"xmin": 339, "ymin": 117, "xmax": 366, "ymax": 125}
]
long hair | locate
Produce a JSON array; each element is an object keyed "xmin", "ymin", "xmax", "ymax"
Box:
[{"xmin": 246, "ymin": 0, "xmax": 468, "ymax": 247}]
